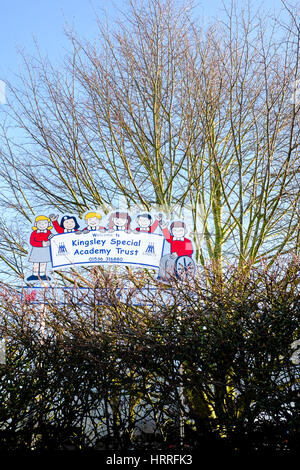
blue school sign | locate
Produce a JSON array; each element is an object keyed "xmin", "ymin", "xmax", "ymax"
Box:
[{"xmin": 26, "ymin": 210, "xmax": 196, "ymax": 282}]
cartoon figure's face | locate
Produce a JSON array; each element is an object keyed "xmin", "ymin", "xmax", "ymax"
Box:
[
  {"xmin": 172, "ymin": 226, "xmax": 185, "ymax": 238},
  {"xmin": 37, "ymin": 220, "xmax": 49, "ymax": 230},
  {"xmin": 64, "ymin": 218, "xmax": 76, "ymax": 230},
  {"xmin": 114, "ymin": 217, "xmax": 127, "ymax": 227},
  {"xmin": 138, "ymin": 216, "xmax": 151, "ymax": 228},
  {"xmin": 87, "ymin": 216, "xmax": 99, "ymax": 227}
]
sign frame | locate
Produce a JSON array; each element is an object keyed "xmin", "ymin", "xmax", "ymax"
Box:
[{"xmin": 49, "ymin": 230, "xmax": 166, "ymax": 270}]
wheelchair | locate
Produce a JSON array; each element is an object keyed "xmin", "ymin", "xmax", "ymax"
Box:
[
  {"xmin": 163, "ymin": 254, "xmax": 196, "ymax": 281},
  {"xmin": 175, "ymin": 255, "xmax": 196, "ymax": 280}
]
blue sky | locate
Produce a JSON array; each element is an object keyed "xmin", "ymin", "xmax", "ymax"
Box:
[{"xmin": 0, "ymin": 0, "xmax": 289, "ymax": 95}]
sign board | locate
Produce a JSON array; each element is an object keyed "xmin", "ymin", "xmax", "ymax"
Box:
[
  {"xmin": 26, "ymin": 210, "xmax": 195, "ymax": 282},
  {"xmin": 50, "ymin": 230, "xmax": 165, "ymax": 270}
]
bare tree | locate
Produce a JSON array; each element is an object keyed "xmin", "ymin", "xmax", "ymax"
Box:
[{"xmin": 0, "ymin": 0, "xmax": 299, "ymax": 280}]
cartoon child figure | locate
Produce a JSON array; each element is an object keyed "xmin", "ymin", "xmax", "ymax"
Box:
[
  {"xmin": 49, "ymin": 214, "xmax": 80, "ymax": 233},
  {"xmin": 108, "ymin": 212, "xmax": 131, "ymax": 233},
  {"xmin": 27, "ymin": 215, "xmax": 53, "ymax": 282},
  {"xmin": 76, "ymin": 212, "xmax": 106, "ymax": 234},
  {"xmin": 134, "ymin": 213, "xmax": 162, "ymax": 233},
  {"xmin": 158, "ymin": 219, "xmax": 193, "ymax": 280}
]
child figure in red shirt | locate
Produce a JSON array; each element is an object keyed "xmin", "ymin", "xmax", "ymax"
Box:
[
  {"xmin": 49, "ymin": 214, "xmax": 80, "ymax": 233},
  {"xmin": 134, "ymin": 213, "xmax": 162, "ymax": 233},
  {"xmin": 158, "ymin": 220, "xmax": 193, "ymax": 280},
  {"xmin": 27, "ymin": 215, "xmax": 53, "ymax": 282}
]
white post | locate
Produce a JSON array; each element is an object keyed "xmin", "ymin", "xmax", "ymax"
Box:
[
  {"xmin": 39, "ymin": 281, "xmax": 50, "ymax": 341},
  {"xmin": 0, "ymin": 338, "xmax": 6, "ymax": 365}
]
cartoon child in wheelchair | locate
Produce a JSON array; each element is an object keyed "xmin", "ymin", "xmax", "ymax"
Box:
[{"xmin": 157, "ymin": 217, "xmax": 196, "ymax": 281}]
